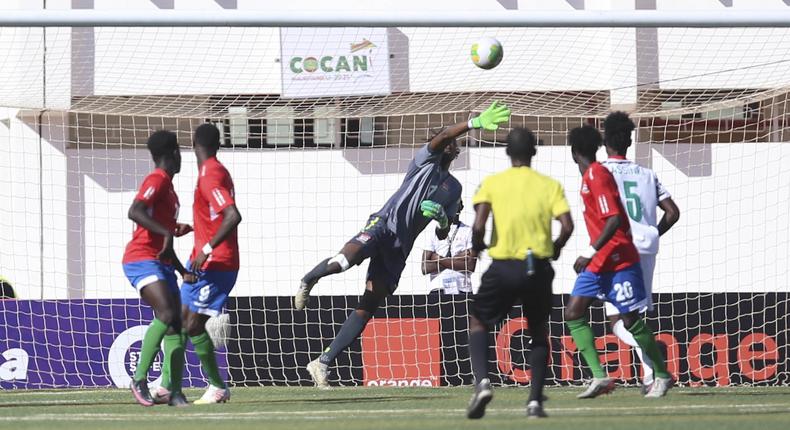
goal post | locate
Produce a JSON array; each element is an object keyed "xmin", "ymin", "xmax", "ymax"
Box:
[{"xmin": 1, "ymin": 8, "xmax": 789, "ymax": 389}]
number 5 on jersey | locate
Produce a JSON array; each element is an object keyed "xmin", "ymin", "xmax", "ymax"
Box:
[{"xmin": 623, "ymin": 181, "xmax": 643, "ymax": 222}]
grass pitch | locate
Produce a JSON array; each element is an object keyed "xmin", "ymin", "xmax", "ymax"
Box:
[{"xmin": 1, "ymin": 386, "xmax": 789, "ymax": 430}]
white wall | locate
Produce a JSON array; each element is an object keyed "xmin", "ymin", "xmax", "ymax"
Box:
[
  {"xmin": 2, "ymin": 113, "xmax": 790, "ymax": 299},
  {"xmin": 1, "ymin": 0, "xmax": 790, "ymax": 108}
]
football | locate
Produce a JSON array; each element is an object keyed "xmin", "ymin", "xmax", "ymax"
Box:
[{"xmin": 471, "ymin": 37, "xmax": 503, "ymax": 69}]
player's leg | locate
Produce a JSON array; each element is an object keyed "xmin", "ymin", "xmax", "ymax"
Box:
[
  {"xmin": 523, "ymin": 260, "xmax": 554, "ymax": 418},
  {"xmin": 565, "ymin": 271, "xmax": 614, "ymax": 398},
  {"xmin": 295, "ymin": 216, "xmax": 383, "ymax": 310},
  {"xmin": 607, "ymin": 311, "xmax": 654, "ymax": 391},
  {"xmin": 154, "ymin": 268, "xmax": 187, "ymax": 406},
  {"xmin": 606, "ymin": 264, "xmax": 671, "ymax": 397},
  {"xmin": 123, "ymin": 261, "xmax": 180, "ymax": 406},
  {"xmin": 607, "ymin": 256, "xmax": 656, "ymax": 390},
  {"xmin": 181, "ymin": 270, "xmax": 238, "ymax": 404},
  {"xmin": 466, "ymin": 260, "xmax": 516, "ymax": 419},
  {"xmin": 307, "ymin": 276, "xmax": 390, "ymax": 388}
]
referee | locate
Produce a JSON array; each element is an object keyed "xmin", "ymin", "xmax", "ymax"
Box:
[{"xmin": 466, "ymin": 128, "xmax": 574, "ymax": 419}]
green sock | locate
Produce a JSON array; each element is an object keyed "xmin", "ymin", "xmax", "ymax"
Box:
[
  {"xmin": 158, "ymin": 329, "xmax": 186, "ymax": 390},
  {"xmin": 191, "ymin": 332, "xmax": 225, "ymax": 388},
  {"xmin": 134, "ymin": 318, "xmax": 168, "ymax": 382},
  {"xmin": 566, "ymin": 318, "xmax": 607, "ymax": 379},
  {"xmin": 163, "ymin": 333, "xmax": 186, "ymax": 393},
  {"xmin": 627, "ymin": 319, "xmax": 670, "ymax": 379}
]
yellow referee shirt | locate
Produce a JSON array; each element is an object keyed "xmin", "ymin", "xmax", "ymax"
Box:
[{"xmin": 472, "ymin": 166, "xmax": 570, "ymax": 260}]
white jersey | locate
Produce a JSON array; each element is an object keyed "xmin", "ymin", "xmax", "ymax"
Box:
[
  {"xmin": 425, "ymin": 222, "xmax": 474, "ymax": 294},
  {"xmin": 601, "ymin": 157, "xmax": 671, "ymax": 255}
]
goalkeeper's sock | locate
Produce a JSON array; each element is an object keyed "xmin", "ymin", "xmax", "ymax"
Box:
[
  {"xmin": 566, "ymin": 318, "xmax": 606, "ymax": 379},
  {"xmin": 303, "ymin": 258, "xmax": 335, "ymax": 285},
  {"xmin": 134, "ymin": 318, "xmax": 168, "ymax": 382},
  {"xmin": 319, "ymin": 311, "xmax": 368, "ymax": 365},
  {"xmin": 626, "ymin": 319, "xmax": 670, "ymax": 379},
  {"xmin": 163, "ymin": 333, "xmax": 186, "ymax": 393},
  {"xmin": 468, "ymin": 329, "xmax": 489, "ymax": 384},
  {"xmin": 191, "ymin": 332, "xmax": 226, "ymax": 388},
  {"xmin": 612, "ymin": 319, "xmax": 654, "ymax": 384}
]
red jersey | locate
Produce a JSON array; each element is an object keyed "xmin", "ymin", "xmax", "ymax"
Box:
[
  {"xmin": 123, "ymin": 169, "xmax": 180, "ymax": 264},
  {"xmin": 191, "ymin": 157, "xmax": 239, "ymax": 271},
  {"xmin": 580, "ymin": 162, "xmax": 639, "ymax": 273}
]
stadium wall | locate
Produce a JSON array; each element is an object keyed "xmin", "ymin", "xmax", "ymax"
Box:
[{"xmin": 1, "ymin": 131, "xmax": 789, "ymax": 299}]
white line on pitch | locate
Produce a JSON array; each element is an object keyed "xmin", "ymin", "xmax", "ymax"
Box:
[{"xmin": 2, "ymin": 403, "xmax": 790, "ymax": 421}]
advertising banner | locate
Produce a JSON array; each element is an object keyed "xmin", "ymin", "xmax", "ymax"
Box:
[
  {"xmin": 280, "ymin": 28, "xmax": 391, "ymax": 98},
  {"xmin": 0, "ymin": 299, "xmax": 227, "ymax": 389},
  {"xmin": 229, "ymin": 294, "xmax": 788, "ymax": 387}
]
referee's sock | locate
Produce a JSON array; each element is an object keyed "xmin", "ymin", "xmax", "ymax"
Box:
[
  {"xmin": 528, "ymin": 338, "xmax": 549, "ymax": 403},
  {"xmin": 566, "ymin": 318, "xmax": 607, "ymax": 379},
  {"xmin": 469, "ymin": 330, "xmax": 489, "ymax": 384},
  {"xmin": 319, "ymin": 311, "xmax": 369, "ymax": 365}
]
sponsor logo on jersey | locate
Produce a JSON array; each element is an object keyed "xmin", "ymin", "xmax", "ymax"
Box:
[{"xmin": 355, "ymin": 233, "xmax": 372, "ymax": 244}]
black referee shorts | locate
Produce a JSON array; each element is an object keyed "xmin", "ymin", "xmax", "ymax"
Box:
[{"xmin": 471, "ymin": 258, "xmax": 554, "ymax": 327}]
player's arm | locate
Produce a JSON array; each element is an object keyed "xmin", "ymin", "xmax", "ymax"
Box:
[
  {"xmin": 471, "ymin": 202, "xmax": 491, "ymax": 253},
  {"xmin": 127, "ymin": 199, "xmax": 188, "ymax": 276},
  {"xmin": 550, "ymin": 183, "xmax": 574, "ymax": 260},
  {"xmin": 574, "ymin": 171, "xmax": 623, "ymax": 273},
  {"xmin": 553, "ymin": 212, "xmax": 574, "ymax": 260},
  {"xmin": 427, "ymin": 101, "xmax": 511, "ymax": 153},
  {"xmin": 193, "ymin": 204, "xmax": 242, "ymax": 270},
  {"xmin": 422, "ymin": 250, "xmax": 441, "ymax": 275},
  {"xmin": 438, "ymin": 249, "xmax": 478, "ymax": 273},
  {"xmin": 657, "ymin": 197, "xmax": 680, "ymax": 236}
]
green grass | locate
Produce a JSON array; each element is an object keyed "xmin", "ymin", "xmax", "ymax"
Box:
[{"xmin": 1, "ymin": 386, "xmax": 790, "ymax": 430}]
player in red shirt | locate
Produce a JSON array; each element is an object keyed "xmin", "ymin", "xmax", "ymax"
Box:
[
  {"xmin": 566, "ymin": 125, "xmax": 672, "ymax": 399},
  {"xmin": 180, "ymin": 123, "xmax": 242, "ymax": 404},
  {"xmin": 122, "ymin": 130, "xmax": 193, "ymax": 407}
]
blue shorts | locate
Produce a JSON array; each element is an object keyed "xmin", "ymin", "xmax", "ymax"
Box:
[
  {"xmin": 180, "ymin": 261, "xmax": 238, "ymax": 317},
  {"xmin": 572, "ymin": 263, "xmax": 648, "ymax": 314},
  {"xmin": 122, "ymin": 260, "xmax": 179, "ymax": 295},
  {"xmin": 350, "ymin": 215, "xmax": 406, "ymax": 292}
]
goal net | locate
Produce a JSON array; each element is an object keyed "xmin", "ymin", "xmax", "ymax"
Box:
[{"xmin": 1, "ymin": 17, "xmax": 789, "ymax": 389}]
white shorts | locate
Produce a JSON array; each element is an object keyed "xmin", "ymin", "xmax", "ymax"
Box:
[{"xmin": 604, "ymin": 253, "xmax": 656, "ymax": 316}]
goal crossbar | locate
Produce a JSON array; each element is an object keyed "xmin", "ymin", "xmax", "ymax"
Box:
[{"xmin": 0, "ymin": 9, "xmax": 789, "ymax": 28}]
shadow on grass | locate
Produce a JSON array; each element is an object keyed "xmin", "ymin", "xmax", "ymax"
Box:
[
  {"xmin": 227, "ymin": 394, "xmax": 455, "ymax": 406},
  {"xmin": 0, "ymin": 400, "xmax": 130, "ymax": 408},
  {"xmin": 680, "ymin": 391, "xmax": 790, "ymax": 397}
]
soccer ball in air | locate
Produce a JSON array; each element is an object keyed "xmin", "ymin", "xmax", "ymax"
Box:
[{"xmin": 471, "ymin": 37, "xmax": 503, "ymax": 70}]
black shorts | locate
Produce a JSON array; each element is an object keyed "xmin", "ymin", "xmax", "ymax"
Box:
[
  {"xmin": 348, "ymin": 215, "xmax": 406, "ymax": 292},
  {"xmin": 472, "ymin": 259, "xmax": 554, "ymax": 327}
]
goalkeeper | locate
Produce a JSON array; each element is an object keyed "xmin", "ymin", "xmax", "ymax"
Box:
[{"xmin": 295, "ymin": 102, "xmax": 511, "ymax": 388}]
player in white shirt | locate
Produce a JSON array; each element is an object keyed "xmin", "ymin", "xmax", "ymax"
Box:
[
  {"xmin": 422, "ymin": 201, "xmax": 477, "ymax": 293},
  {"xmin": 601, "ymin": 111, "xmax": 680, "ymax": 391}
]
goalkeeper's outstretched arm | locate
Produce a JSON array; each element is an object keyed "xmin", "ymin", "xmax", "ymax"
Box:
[{"xmin": 428, "ymin": 101, "xmax": 511, "ymax": 152}]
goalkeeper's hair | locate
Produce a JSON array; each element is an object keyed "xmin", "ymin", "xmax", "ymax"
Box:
[
  {"xmin": 146, "ymin": 130, "xmax": 178, "ymax": 163},
  {"xmin": 506, "ymin": 127, "xmax": 538, "ymax": 161},
  {"xmin": 194, "ymin": 123, "xmax": 221, "ymax": 153},
  {"xmin": 603, "ymin": 111, "xmax": 635, "ymax": 154},
  {"xmin": 569, "ymin": 125, "xmax": 602, "ymax": 160}
]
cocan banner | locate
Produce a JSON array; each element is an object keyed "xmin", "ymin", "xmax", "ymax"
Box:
[
  {"xmin": 0, "ymin": 299, "xmax": 227, "ymax": 389},
  {"xmin": 280, "ymin": 28, "xmax": 391, "ymax": 98}
]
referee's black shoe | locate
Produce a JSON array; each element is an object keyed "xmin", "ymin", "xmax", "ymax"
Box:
[
  {"xmin": 466, "ymin": 378, "xmax": 493, "ymax": 419},
  {"xmin": 526, "ymin": 400, "xmax": 547, "ymax": 419}
]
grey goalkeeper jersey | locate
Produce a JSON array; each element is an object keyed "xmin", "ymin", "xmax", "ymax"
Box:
[{"xmin": 374, "ymin": 144, "xmax": 462, "ymax": 257}]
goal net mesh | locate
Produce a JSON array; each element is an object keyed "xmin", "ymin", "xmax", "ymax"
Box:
[{"xmin": 0, "ymin": 25, "xmax": 788, "ymax": 388}]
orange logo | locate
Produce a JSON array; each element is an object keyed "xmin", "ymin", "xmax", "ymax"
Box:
[{"xmin": 361, "ymin": 318, "xmax": 441, "ymax": 387}]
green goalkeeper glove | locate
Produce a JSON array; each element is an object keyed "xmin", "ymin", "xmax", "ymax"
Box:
[
  {"xmin": 420, "ymin": 200, "xmax": 449, "ymax": 229},
  {"xmin": 469, "ymin": 101, "xmax": 511, "ymax": 131}
]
